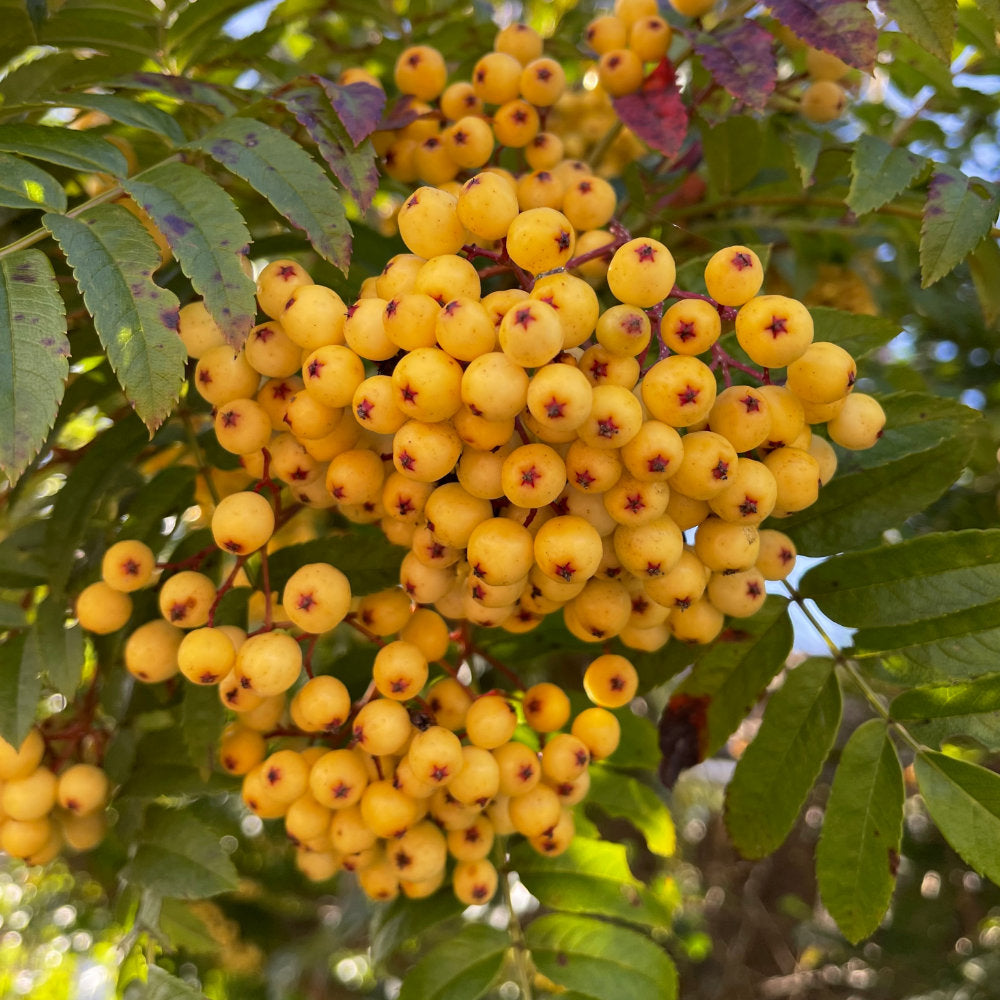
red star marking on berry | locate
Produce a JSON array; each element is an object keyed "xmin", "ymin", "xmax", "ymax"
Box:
[
  {"xmin": 624, "ymin": 315, "xmax": 643, "ymax": 334},
  {"xmin": 740, "ymin": 394, "xmax": 760, "ymax": 412},
  {"xmin": 385, "ymin": 299, "xmax": 398, "ymax": 316},
  {"xmin": 396, "ymin": 497, "xmax": 414, "ymax": 516},
  {"xmin": 307, "ymin": 359, "xmax": 324, "ymax": 379},
  {"xmin": 356, "ymin": 398, "xmax": 374, "ymax": 421},
  {"xmin": 431, "ymin": 765, "xmax": 450, "ymax": 782},
  {"xmin": 733, "ymin": 252, "xmax": 754, "ymax": 271},
  {"xmin": 625, "ymin": 494, "xmax": 645, "ymax": 513},
  {"xmin": 429, "ymin": 542, "xmax": 446, "ymax": 560},
  {"xmin": 578, "ymin": 180, "xmax": 592, "ymax": 193},
  {"xmin": 780, "ymin": 547, "xmax": 794, "ymax": 564},
  {"xmin": 556, "ymin": 229, "xmax": 571, "ymax": 250},
  {"xmin": 471, "ymin": 584, "xmax": 485, "ymax": 600},
  {"xmin": 331, "ymin": 781, "xmax": 351, "ymax": 799},
  {"xmin": 464, "ymin": 826, "xmax": 482, "ymax": 842},
  {"xmin": 554, "ymin": 562, "xmax": 576, "ymax": 581},
  {"xmin": 677, "ymin": 385, "xmax": 700, "ymax": 405},
  {"xmin": 676, "ymin": 321, "xmax": 696, "ymax": 342},
  {"xmin": 609, "ymin": 674, "xmax": 626, "ymax": 691},
  {"xmin": 512, "ymin": 108, "xmax": 529, "ymax": 124},
  {"xmin": 400, "ymin": 384, "xmax": 418, "ymax": 403},
  {"xmin": 520, "ymin": 465, "xmax": 540, "ymax": 486},
  {"xmin": 747, "ymin": 581, "xmax": 763, "ymax": 597},
  {"xmin": 648, "ymin": 454, "xmax": 669, "ymax": 473},
  {"xmin": 765, "ymin": 315, "xmax": 787, "ymax": 337},
  {"xmin": 346, "ymin": 303, "xmax": 359, "ymax": 318},
  {"xmin": 198, "ymin": 369, "xmax": 212, "ymax": 384},
  {"xmin": 635, "ymin": 243, "xmax": 656, "ymax": 262},
  {"xmin": 514, "ymin": 307, "xmax": 535, "ymax": 328},
  {"xmin": 289, "ymin": 466, "xmax": 310, "ymax": 481},
  {"xmin": 645, "ymin": 562, "xmax": 663, "ymax": 576},
  {"xmin": 596, "ymin": 416, "xmax": 619, "ymax": 438},
  {"xmin": 296, "ymin": 592, "xmax": 316, "ymax": 611},
  {"xmin": 632, "ymin": 597, "xmax": 649, "ymax": 615},
  {"xmin": 422, "ymin": 136, "xmax": 440, "ymax": 150},
  {"xmin": 674, "ymin": 596, "xmax": 691, "ymax": 610},
  {"xmin": 331, "ymin": 484, "xmax": 346, "ymax": 499},
  {"xmin": 278, "ymin": 265, "xmax": 297, "ymax": 279},
  {"xmin": 545, "ymin": 398, "xmax": 565, "ymax": 419},
  {"xmin": 122, "ymin": 558, "xmax": 141, "ymax": 576},
  {"xmin": 406, "ymin": 194, "xmax": 420, "ymax": 209},
  {"xmin": 712, "ymin": 460, "xmax": 730, "ymax": 481},
  {"xmin": 444, "ymin": 300, "xmax": 461, "ymax": 315},
  {"xmin": 407, "ymin": 52, "xmax": 421, "ymax": 67},
  {"xmin": 475, "ymin": 68, "xmax": 487, "ymax": 83},
  {"xmin": 738, "ymin": 496, "xmax": 758, "ymax": 516},
  {"xmin": 271, "ymin": 380, "xmax": 294, "ymax": 400},
  {"xmin": 169, "ymin": 600, "xmax": 193, "ymax": 622},
  {"xmin": 223, "ymin": 539, "xmax": 243, "ymax": 553},
  {"xmin": 575, "ymin": 469, "xmax": 596, "ymax": 489},
  {"xmin": 254, "ymin": 325, "xmax": 274, "ymax": 342},
  {"xmin": 199, "ymin": 671, "xmax": 217, "ymax": 684},
  {"xmin": 589, "ymin": 360, "xmax": 608, "ymax": 380},
  {"xmin": 398, "ymin": 450, "xmax": 415, "ymax": 470},
  {"xmin": 220, "ymin": 409, "xmax": 240, "ymax": 427}
]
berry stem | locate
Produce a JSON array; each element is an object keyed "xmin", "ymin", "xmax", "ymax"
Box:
[
  {"xmin": 208, "ymin": 555, "xmax": 248, "ymax": 627},
  {"xmin": 496, "ymin": 844, "xmax": 535, "ymax": 1000}
]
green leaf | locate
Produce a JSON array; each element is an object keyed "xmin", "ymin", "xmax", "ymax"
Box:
[
  {"xmin": 143, "ymin": 964, "xmax": 211, "ymax": 1000},
  {"xmin": 810, "ymin": 306, "xmax": 901, "ymax": 360},
  {"xmin": 921, "ymin": 167, "xmax": 1000, "ymax": 287},
  {"xmin": 43, "ymin": 204, "xmax": 186, "ymax": 432},
  {"xmin": 370, "ymin": 893, "xmax": 464, "ymax": 970},
  {"xmin": 167, "ymin": 0, "xmax": 260, "ymax": 67},
  {"xmin": 800, "ymin": 529, "xmax": 1000, "ymax": 628},
  {"xmin": 38, "ymin": 5, "xmax": 155, "ymax": 65},
  {"xmin": 780, "ymin": 392, "xmax": 982, "ymax": 556},
  {"xmin": 513, "ymin": 838, "xmax": 674, "ymax": 928},
  {"xmin": 882, "ymin": 0, "xmax": 956, "ymax": 61},
  {"xmin": 182, "ymin": 683, "xmax": 226, "ymax": 773},
  {"xmin": 158, "ymin": 899, "xmax": 218, "ymax": 957},
  {"xmin": 892, "ymin": 674, "xmax": 1000, "ymax": 720},
  {"xmin": 702, "ymin": 116, "xmax": 763, "ymax": 196},
  {"xmin": 187, "ymin": 118, "xmax": 351, "ymax": 271},
  {"xmin": 397, "ymin": 923, "xmax": 508, "ymax": 1000},
  {"xmin": 0, "ymin": 124, "xmax": 129, "ymax": 175},
  {"xmin": 0, "ymin": 633, "xmax": 36, "ymax": 747},
  {"xmin": 724, "ymin": 657, "xmax": 841, "ymax": 858},
  {"xmin": 847, "ymin": 134, "xmax": 927, "ymax": 215},
  {"xmin": 0, "ymin": 0, "xmax": 37, "ymax": 64},
  {"xmin": 121, "ymin": 804, "xmax": 239, "ymax": 898},
  {"xmin": 56, "ymin": 94, "xmax": 185, "ymax": 146},
  {"xmin": 675, "ymin": 597, "xmax": 793, "ymax": 757},
  {"xmin": 0, "ymin": 249, "xmax": 69, "ymax": 484},
  {"xmin": 122, "ymin": 72, "xmax": 238, "ymax": 115},
  {"xmin": 915, "ymin": 750, "xmax": 1000, "ymax": 887},
  {"xmin": 787, "ymin": 128, "xmax": 822, "ymax": 187},
  {"xmin": 0, "ymin": 153, "xmax": 67, "ymax": 213},
  {"xmin": 27, "ymin": 596, "xmax": 84, "ymax": 699},
  {"xmin": 526, "ymin": 914, "xmax": 678, "ymax": 1000},
  {"xmin": 586, "ymin": 767, "xmax": 676, "ymax": 856},
  {"xmin": 0, "ymin": 519, "xmax": 50, "ymax": 587},
  {"xmin": 264, "ymin": 525, "xmax": 401, "ymax": 594},
  {"xmin": 816, "ymin": 720, "xmax": 903, "ymax": 944},
  {"xmin": 969, "ymin": 238, "xmax": 1000, "ymax": 329},
  {"xmin": 124, "ymin": 162, "xmax": 256, "ymax": 347}
]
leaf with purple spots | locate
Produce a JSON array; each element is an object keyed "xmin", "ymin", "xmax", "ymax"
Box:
[
  {"xmin": 769, "ymin": 0, "xmax": 877, "ymax": 73},
  {"xmin": 124, "ymin": 162, "xmax": 255, "ymax": 348},
  {"xmin": 694, "ymin": 19, "xmax": 777, "ymax": 112},
  {"xmin": 0, "ymin": 250, "xmax": 68, "ymax": 485},
  {"xmin": 43, "ymin": 204, "xmax": 186, "ymax": 434},
  {"xmin": 278, "ymin": 76, "xmax": 380, "ymax": 211},
  {"xmin": 612, "ymin": 59, "xmax": 688, "ymax": 159},
  {"xmin": 187, "ymin": 118, "xmax": 351, "ymax": 272},
  {"xmin": 921, "ymin": 166, "xmax": 1000, "ymax": 287}
]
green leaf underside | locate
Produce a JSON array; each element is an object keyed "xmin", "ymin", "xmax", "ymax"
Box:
[
  {"xmin": 56, "ymin": 94, "xmax": 186, "ymax": 146},
  {"xmin": 847, "ymin": 134, "xmax": 927, "ymax": 215},
  {"xmin": 26, "ymin": 596, "xmax": 83, "ymax": 700},
  {"xmin": 513, "ymin": 838, "xmax": 673, "ymax": 928},
  {"xmin": 124, "ymin": 161, "xmax": 256, "ymax": 346},
  {"xmin": 921, "ymin": 167, "xmax": 1000, "ymax": 287},
  {"xmin": 587, "ymin": 767, "xmax": 676, "ymax": 856},
  {"xmin": 800, "ymin": 529, "xmax": 1000, "ymax": 628},
  {"xmin": 810, "ymin": 306, "xmax": 902, "ymax": 360},
  {"xmin": 0, "ymin": 634, "xmax": 35, "ymax": 747},
  {"xmin": 0, "ymin": 249, "xmax": 69, "ymax": 484},
  {"xmin": 780, "ymin": 392, "xmax": 981, "ymax": 555},
  {"xmin": 725, "ymin": 657, "xmax": 842, "ymax": 859},
  {"xmin": 0, "ymin": 124, "xmax": 129, "ymax": 175},
  {"xmin": 816, "ymin": 720, "xmax": 903, "ymax": 944},
  {"xmin": 0, "ymin": 153, "xmax": 67, "ymax": 212},
  {"xmin": 915, "ymin": 750, "xmax": 1000, "ymax": 886},
  {"xmin": 187, "ymin": 118, "xmax": 351, "ymax": 271},
  {"xmin": 882, "ymin": 0, "xmax": 957, "ymax": 61},
  {"xmin": 676, "ymin": 597, "xmax": 794, "ymax": 757},
  {"xmin": 892, "ymin": 674, "xmax": 1000, "ymax": 720},
  {"xmin": 121, "ymin": 805, "xmax": 239, "ymax": 898},
  {"xmin": 397, "ymin": 923, "xmax": 508, "ymax": 1000},
  {"xmin": 182, "ymin": 684, "xmax": 227, "ymax": 771},
  {"xmin": 526, "ymin": 914, "xmax": 678, "ymax": 1000},
  {"xmin": 43, "ymin": 204, "xmax": 186, "ymax": 432}
]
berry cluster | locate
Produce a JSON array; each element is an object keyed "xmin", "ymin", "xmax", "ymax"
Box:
[{"xmin": 58, "ymin": 13, "xmax": 884, "ymax": 902}]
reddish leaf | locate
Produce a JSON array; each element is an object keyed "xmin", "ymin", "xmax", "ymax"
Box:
[
  {"xmin": 379, "ymin": 95, "xmax": 434, "ymax": 132},
  {"xmin": 328, "ymin": 81, "xmax": 387, "ymax": 147},
  {"xmin": 769, "ymin": 0, "xmax": 877, "ymax": 73},
  {"xmin": 694, "ymin": 20, "xmax": 777, "ymax": 112},
  {"xmin": 658, "ymin": 693, "xmax": 710, "ymax": 789},
  {"xmin": 612, "ymin": 59, "xmax": 689, "ymax": 159},
  {"xmin": 279, "ymin": 76, "xmax": 380, "ymax": 211}
]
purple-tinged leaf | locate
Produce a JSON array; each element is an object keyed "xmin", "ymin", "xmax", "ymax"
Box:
[
  {"xmin": 328, "ymin": 81, "xmax": 387, "ymax": 146},
  {"xmin": 769, "ymin": 0, "xmax": 877, "ymax": 72},
  {"xmin": 378, "ymin": 95, "xmax": 433, "ymax": 132},
  {"xmin": 694, "ymin": 20, "xmax": 777, "ymax": 111},
  {"xmin": 612, "ymin": 59, "xmax": 688, "ymax": 159},
  {"xmin": 921, "ymin": 167, "xmax": 1000, "ymax": 287},
  {"xmin": 279, "ymin": 76, "xmax": 380, "ymax": 211}
]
